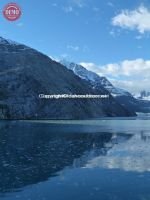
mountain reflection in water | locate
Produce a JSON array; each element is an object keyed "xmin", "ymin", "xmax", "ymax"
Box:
[{"xmin": 0, "ymin": 120, "xmax": 150, "ymax": 200}]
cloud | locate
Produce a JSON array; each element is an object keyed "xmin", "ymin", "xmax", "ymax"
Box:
[
  {"xmin": 80, "ymin": 62, "xmax": 100, "ymax": 74},
  {"xmin": 112, "ymin": 5, "xmax": 150, "ymax": 34},
  {"xmin": 67, "ymin": 45, "xmax": 79, "ymax": 51},
  {"xmin": 137, "ymin": 45, "xmax": 142, "ymax": 49},
  {"xmin": 107, "ymin": 2, "xmax": 114, "ymax": 7},
  {"xmin": 109, "ymin": 29, "xmax": 121, "ymax": 37},
  {"xmin": 60, "ymin": 53, "xmax": 70, "ymax": 59},
  {"xmin": 49, "ymin": 56, "xmax": 60, "ymax": 62},
  {"xmin": 72, "ymin": 0, "xmax": 86, "ymax": 8},
  {"xmin": 93, "ymin": 7, "xmax": 100, "ymax": 12},
  {"xmin": 16, "ymin": 22, "xmax": 24, "ymax": 27},
  {"xmin": 109, "ymin": 30, "xmax": 115, "ymax": 37},
  {"xmin": 62, "ymin": 0, "xmax": 87, "ymax": 13},
  {"xmin": 80, "ymin": 59, "xmax": 150, "ymax": 94},
  {"xmin": 135, "ymin": 35, "xmax": 143, "ymax": 40},
  {"xmin": 52, "ymin": 3, "xmax": 57, "ymax": 7},
  {"xmin": 63, "ymin": 6, "xmax": 73, "ymax": 13},
  {"xmin": 50, "ymin": 53, "xmax": 72, "ymax": 62}
]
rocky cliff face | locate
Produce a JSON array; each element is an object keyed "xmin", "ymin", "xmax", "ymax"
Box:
[{"xmin": 0, "ymin": 37, "xmax": 135, "ymax": 119}]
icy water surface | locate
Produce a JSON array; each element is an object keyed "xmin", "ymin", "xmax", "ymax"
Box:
[{"xmin": 1, "ymin": 119, "xmax": 150, "ymax": 200}]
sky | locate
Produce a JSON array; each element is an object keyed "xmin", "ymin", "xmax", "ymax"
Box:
[{"xmin": 0, "ymin": 0, "xmax": 150, "ymax": 94}]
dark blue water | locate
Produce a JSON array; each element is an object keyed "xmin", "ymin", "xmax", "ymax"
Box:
[{"xmin": 1, "ymin": 120, "xmax": 150, "ymax": 200}]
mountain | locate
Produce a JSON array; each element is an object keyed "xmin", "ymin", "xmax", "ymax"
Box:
[
  {"xmin": 0, "ymin": 37, "xmax": 135, "ymax": 119},
  {"xmin": 60, "ymin": 60, "xmax": 132, "ymax": 97},
  {"xmin": 135, "ymin": 91, "xmax": 150, "ymax": 101},
  {"xmin": 61, "ymin": 61, "xmax": 150, "ymax": 113}
]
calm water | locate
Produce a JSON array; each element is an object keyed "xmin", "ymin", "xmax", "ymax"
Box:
[{"xmin": 1, "ymin": 119, "xmax": 150, "ymax": 200}]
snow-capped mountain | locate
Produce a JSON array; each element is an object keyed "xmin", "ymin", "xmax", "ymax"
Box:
[
  {"xmin": 0, "ymin": 36, "xmax": 136, "ymax": 119},
  {"xmin": 60, "ymin": 60, "xmax": 132, "ymax": 97},
  {"xmin": 135, "ymin": 91, "xmax": 150, "ymax": 101},
  {"xmin": 61, "ymin": 61, "xmax": 150, "ymax": 113}
]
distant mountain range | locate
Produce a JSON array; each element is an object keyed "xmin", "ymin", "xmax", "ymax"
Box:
[
  {"xmin": 61, "ymin": 60, "xmax": 150, "ymax": 113},
  {"xmin": 135, "ymin": 91, "xmax": 150, "ymax": 101},
  {"xmin": 0, "ymin": 37, "xmax": 135, "ymax": 119}
]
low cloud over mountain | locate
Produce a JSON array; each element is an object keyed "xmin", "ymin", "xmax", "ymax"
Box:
[{"xmin": 80, "ymin": 59, "xmax": 150, "ymax": 94}]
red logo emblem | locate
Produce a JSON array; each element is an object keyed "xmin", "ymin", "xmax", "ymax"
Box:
[{"xmin": 3, "ymin": 3, "xmax": 22, "ymax": 21}]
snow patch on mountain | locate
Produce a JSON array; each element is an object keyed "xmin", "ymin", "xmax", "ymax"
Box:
[
  {"xmin": 61, "ymin": 60, "xmax": 99, "ymax": 82},
  {"xmin": 0, "ymin": 37, "xmax": 20, "ymax": 45},
  {"xmin": 134, "ymin": 91, "xmax": 150, "ymax": 101},
  {"xmin": 61, "ymin": 60, "xmax": 132, "ymax": 97}
]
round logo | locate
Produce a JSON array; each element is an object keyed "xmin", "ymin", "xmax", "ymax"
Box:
[{"xmin": 3, "ymin": 3, "xmax": 22, "ymax": 21}]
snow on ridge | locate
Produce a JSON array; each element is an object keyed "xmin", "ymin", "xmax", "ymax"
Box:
[
  {"xmin": 61, "ymin": 60, "xmax": 132, "ymax": 97},
  {"xmin": 6, "ymin": 39, "xmax": 20, "ymax": 45},
  {"xmin": 0, "ymin": 37, "xmax": 20, "ymax": 45},
  {"xmin": 0, "ymin": 37, "xmax": 31, "ymax": 52}
]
